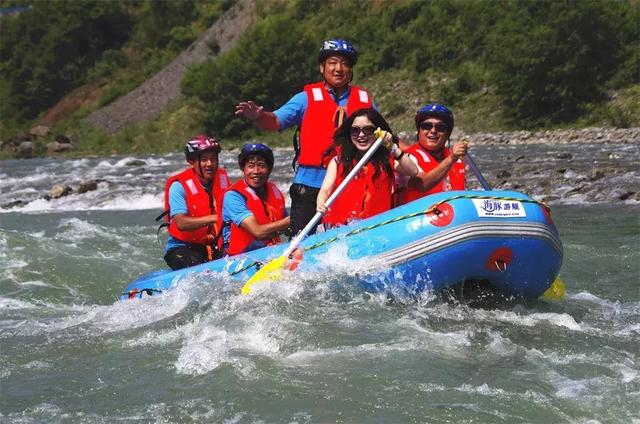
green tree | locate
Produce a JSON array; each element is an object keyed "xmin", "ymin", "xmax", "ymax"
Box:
[
  {"xmin": 0, "ymin": 0, "xmax": 131, "ymax": 122},
  {"xmin": 182, "ymin": 15, "xmax": 316, "ymax": 137},
  {"xmin": 488, "ymin": 0, "xmax": 630, "ymax": 127}
]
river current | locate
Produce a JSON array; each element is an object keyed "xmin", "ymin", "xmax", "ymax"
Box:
[{"xmin": 1, "ymin": 144, "xmax": 638, "ymax": 422}]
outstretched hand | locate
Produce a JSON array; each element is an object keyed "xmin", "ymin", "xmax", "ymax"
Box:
[{"xmin": 235, "ymin": 101, "xmax": 263, "ymax": 121}]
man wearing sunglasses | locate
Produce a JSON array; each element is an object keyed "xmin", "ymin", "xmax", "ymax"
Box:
[
  {"xmin": 396, "ymin": 104, "xmax": 468, "ymax": 205},
  {"xmin": 235, "ymin": 39, "xmax": 374, "ymax": 236}
]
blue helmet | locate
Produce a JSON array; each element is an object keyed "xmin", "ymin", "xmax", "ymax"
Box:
[
  {"xmin": 415, "ymin": 104, "xmax": 454, "ymax": 133},
  {"xmin": 238, "ymin": 143, "xmax": 274, "ymax": 169},
  {"xmin": 318, "ymin": 39, "xmax": 358, "ymax": 66}
]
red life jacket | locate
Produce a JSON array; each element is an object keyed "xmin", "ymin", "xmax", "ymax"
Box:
[
  {"xmin": 323, "ymin": 149, "xmax": 394, "ymax": 226},
  {"xmin": 398, "ymin": 145, "xmax": 466, "ymax": 204},
  {"xmin": 297, "ymin": 82, "xmax": 373, "ymax": 167},
  {"xmin": 226, "ymin": 179, "xmax": 286, "ymax": 256},
  {"xmin": 163, "ymin": 167, "xmax": 230, "ymax": 248}
]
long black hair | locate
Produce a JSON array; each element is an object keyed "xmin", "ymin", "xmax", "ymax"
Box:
[{"xmin": 324, "ymin": 108, "xmax": 394, "ymax": 180}]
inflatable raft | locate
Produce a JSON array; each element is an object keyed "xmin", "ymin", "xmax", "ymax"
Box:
[{"xmin": 121, "ymin": 190, "xmax": 563, "ymax": 301}]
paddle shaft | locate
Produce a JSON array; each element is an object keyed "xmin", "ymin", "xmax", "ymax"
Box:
[
  {"xmin": 282, "ymin": 136, "xmax": 386, "ymax": 258},
  {"xmin": 464, "ymin": 154, "xmax": 491, "ymax": 190}
]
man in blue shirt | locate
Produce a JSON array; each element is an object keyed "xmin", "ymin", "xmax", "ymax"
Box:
[
  {"xmin": 235, "ymin": 39, "xmax": 374, "ymax": 236},
  {"xmin": 222, "ymin": 143, "xmax": 289, "ymax": 255},
  {"xmin": 163, "ymin": 135, "xmax": 230, "ymax": 270}
]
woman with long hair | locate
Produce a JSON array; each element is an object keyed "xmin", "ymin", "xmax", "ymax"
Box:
[{"xmin": 316, "ymin": 108, "xmax": 418, "ymax": 227}]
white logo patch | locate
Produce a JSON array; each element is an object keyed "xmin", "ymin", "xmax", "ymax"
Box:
[{"xmin": 472, "ymin": 199, "xmax": 527, "ymax": 218}]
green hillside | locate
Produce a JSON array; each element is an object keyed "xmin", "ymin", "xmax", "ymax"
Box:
[{"xmin": 1, "ymin": 0, "xmax": 638, "ymax": 158}]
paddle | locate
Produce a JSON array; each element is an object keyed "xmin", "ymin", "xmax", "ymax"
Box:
[
  {"xmin": 463, "ymin": 143, "xmax": 566, "ymax": 301},
  {"xmin": 241, "ymin": 130, "xmax": 388, "ymax": 295}
]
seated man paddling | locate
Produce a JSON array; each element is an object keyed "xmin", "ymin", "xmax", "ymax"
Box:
[
  {"xmin": 396, "ymin": 104, "xmax": 469, "ymax": 205},
  {"xmin": 222, "ymin": 143, "xmax": 290, "ymax": 256},
  {"xmin": 162, "ymin": 135, "xmax": 231, "ymax": 270}
]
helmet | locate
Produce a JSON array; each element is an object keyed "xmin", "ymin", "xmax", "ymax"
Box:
[
  {"xmin": 238, "ymin": 143, "xmax": 274, "ymax": 169},
  {"xmin": 415, "ymin": 104, "xmax": 454, "ymax": 133},
  {"xmin": 318, "ymin": 38, "xmax": 358, "ymax": 66},
  {"xmin": 185, "ymin": 134, "xmax": 220, "ymax": 159}
]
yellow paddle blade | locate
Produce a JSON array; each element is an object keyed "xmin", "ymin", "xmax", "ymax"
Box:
[
  {"xmin": 542, "ymin": 276, "xmax": 566, "ymax": 301},
  {"xmin": 241, "ymin": 255, "xmax": 288, "ymax": 295}
]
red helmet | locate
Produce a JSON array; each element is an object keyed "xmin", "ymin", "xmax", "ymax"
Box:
[{"xmin": 184, "ymin": 134, "xmax": 220, "ymax": 159}]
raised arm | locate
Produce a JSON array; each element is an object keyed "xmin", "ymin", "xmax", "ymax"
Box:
[{"xmin": 235, "ymin": 101, "xmax": 280, "ymax": 132}]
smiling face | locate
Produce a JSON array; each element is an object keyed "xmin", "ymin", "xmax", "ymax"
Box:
[
  {"xmin": 241, "ymin": 154, "xmax": 271, "ymax": 189},
  {"xmin": 350, "ymin": 115, "xmax": 377, "ymax": 153},
  {"xmin": 188, "ymin": 151, "xmax": 219, "ymax": 181},
  {"xmin": 319, "ymin": 54, "xmax": 352, "ymax": 89},
  {"xmin": 417, "ymin": 117, "xmax": 449, "ymax": 152}
]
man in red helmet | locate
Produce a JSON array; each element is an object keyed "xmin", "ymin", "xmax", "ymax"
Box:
[
  {"xmin": 162, "ymin": 135, "xmax": 231, "ymax": 270},
  {"xmin": 396, "ymin": 104, "xmax": 469, "ymax": 205},
  {"xmin": 235, "ymin": 39, "xmax": 374, "ymax": 236}
]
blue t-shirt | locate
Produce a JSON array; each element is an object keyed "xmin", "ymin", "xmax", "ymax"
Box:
[
  {"xmin": 222, "ymin": 187, "xmax": 289, "ymax": 254},
  {"xmin": 273, "ymin": 86, "xmax": 376, "ymax": 188}
]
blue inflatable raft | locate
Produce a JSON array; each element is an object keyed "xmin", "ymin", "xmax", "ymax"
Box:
[{"xmin": 121, "ymin": 190, "xmax": 563, "ymax": 301}]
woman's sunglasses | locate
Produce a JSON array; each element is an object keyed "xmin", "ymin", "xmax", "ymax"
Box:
[
  {"xmin": 420, "ymin": 122, "xmax": 448, "ymax": 133},
  {"xmin": 350, "ymin": 125, "xmax": 376, "ymax": 137}
]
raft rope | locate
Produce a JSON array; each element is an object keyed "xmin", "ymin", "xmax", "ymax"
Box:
[
  {"xmin": 229, "ymin": 194, "xmax": 550, "ymax": 275},
  {"xmin": 126, "ymin": 195, "xmax": 550, "ymax": 295}
]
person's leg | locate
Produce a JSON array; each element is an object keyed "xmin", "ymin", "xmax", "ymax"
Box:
[
  {"xmin": 288, "ymin": 183, "xmax": 320, "ymax": 235},
  {"xmin": 164, "ymin": 245, "xmax": 208, "ymax": 270}
]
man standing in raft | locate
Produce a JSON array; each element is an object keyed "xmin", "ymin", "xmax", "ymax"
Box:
[
  {"xmin": 162, "ymin": 135, "xmax": 231, "ymax": 270},
  {"xmin": 397, "ymin": 104, "xmax": 469, "ymax": 204},
  {"xmin": 222, "ymin": 143, "xmax": 289, "ymax": 255},
  {"xmin": 235, "ymin": 39, "xmax": 374, "ymax": 235}
]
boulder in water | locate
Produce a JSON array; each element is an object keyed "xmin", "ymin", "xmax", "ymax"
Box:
[
  {"xmin": 48, "ymin": 184, "xmax": 72, "ymax": 199},
  {"xmin": 77, "ymin": 180, "xmax": 98, "ymax": 194},
  {"xmin": 125, "ymin": 159, "xmax": 147, "ymax": 167}
]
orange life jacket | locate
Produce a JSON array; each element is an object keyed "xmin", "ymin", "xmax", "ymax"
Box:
[
  {"xmin": 163, "ymin": 167, "xmax": 230, "ymax": 249},
  {"xmin": 398, "ymin": 145, "xmax": 466, "ymax": 205},
  {"xmin": 323, "ymin": 150, "xmax": 394, "ymax": 226},
  {"xmin": 297, "ymin": 82, "xmax": 372, "ymax": 167},
  {"xmin": 226, "ymin": 179, "xmax": 286, "ymax": 256}
]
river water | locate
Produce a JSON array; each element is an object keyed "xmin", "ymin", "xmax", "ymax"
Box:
[{"xmin": 1, "ymin": 144, "xmax": 638, "ymax": 423}]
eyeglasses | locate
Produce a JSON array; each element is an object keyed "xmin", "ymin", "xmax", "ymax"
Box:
[
  {"xmin": 420, "ymin": 122, "xmax": 448, "ymax": 133},
  {"xmin": 350, "ymin": 125, "xmax": 376, "ymax": 137}
]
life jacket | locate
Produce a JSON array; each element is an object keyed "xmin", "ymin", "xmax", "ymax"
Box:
[
  {"xmin": 226, "ymin": 179, "xmax": 286, "ymax": 256},
  {"xmin": 322, "ymin": 149, "xmax": 394, "ymax": 226},
  {"xmin": 397, "ymin": 145, "xmax": 466, "ymax": 205},
  {"xmin": 297, "ymin": 82, "xmax": 372, "ymax": 167},
  {"xmin": 162, "ymin": 167, "xmax": 230, "ymax": 253}
]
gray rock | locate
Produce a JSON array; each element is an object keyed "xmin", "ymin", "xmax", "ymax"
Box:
[
  {"xmin": 587, "ymin": 169, "xmax": 606, "ymax": 181},
  {"xmin": 2, "ymin": 200, "xmax": 26, "ymax": 209},
  {"xmin": 125, "ymin": 159, "xmax": 147, "ymax": 167},
  {"xmin": 15, "ymin": 141, "xmax": 35, "ymax": 158},
  {"xmin": 496, "ymin": 170, "xmax": 511, "ymax": 179},
  {"xmin": 77, "ymin": 180, "xmax": 98, "ymax": 194},
  {"xmin": 47, "ymin": 141, "xmax": 74, "ymax": 154},
  {"xmin": 49, "ymin": 184, "xmax": 72, "ymax": 199},
  {"xmin": 29, "ymin": 125, "xmax": 50, "ymax": 137}
]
